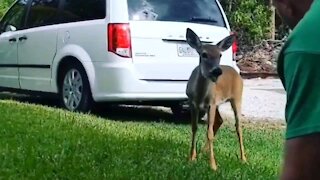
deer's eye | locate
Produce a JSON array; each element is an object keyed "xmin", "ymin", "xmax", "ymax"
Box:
[
  {"xmin": 202, "ymin": 53, "xmax": 208, "ymax": 58},
  {"xmin": 220, "ymin": 54, "xmax": 222, "ymax": 58}
]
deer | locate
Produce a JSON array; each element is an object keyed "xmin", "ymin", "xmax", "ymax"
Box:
[{"xmin": 185, "ymin": 28, "xmax": 247, "ymax": 171}]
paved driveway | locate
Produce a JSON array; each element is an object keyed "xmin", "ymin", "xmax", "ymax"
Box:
[{"xmin": 219, "ymin": 78, "xmax": 286, "ymax": 121}]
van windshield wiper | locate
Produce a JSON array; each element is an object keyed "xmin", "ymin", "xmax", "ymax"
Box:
[{"xmin": 186, "ymin": 17, "xmax": 218, "ymax": 24}]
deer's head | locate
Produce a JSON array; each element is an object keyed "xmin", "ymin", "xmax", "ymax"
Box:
[{"xmin": 186, "ymin": 28, "xmax": 236, "ymax": 82}]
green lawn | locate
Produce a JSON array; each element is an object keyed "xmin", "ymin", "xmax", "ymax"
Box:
[{"xmin": 0, "ymin": 100, "xmax": 285, "ymax": 179}]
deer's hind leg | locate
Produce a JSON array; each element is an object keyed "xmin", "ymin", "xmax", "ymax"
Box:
[
  {"xmin": 203, "ymin": 108, "xmax": 223, "ymax": 153},
  {"xmin": 213, "ymin": 108, "xmax": 223, "ymax": 135},
  {"xmin": 230, "ymin": 98, "xmax": 247, "ymax": 162}
]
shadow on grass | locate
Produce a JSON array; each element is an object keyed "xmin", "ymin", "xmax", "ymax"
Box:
[
  {"xmin": 0, "ymin": 92, "xmax": 193, "ymax": 125},
  {"xmin": 93, "ymin": 104, "xmax": 192, "ymax": 125}
]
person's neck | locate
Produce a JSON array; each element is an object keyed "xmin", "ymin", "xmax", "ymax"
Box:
[{"xmin": 291, "ymin": 0, "xmax": 314, "ymax": 29}]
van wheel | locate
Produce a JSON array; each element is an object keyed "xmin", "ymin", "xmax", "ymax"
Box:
[
  {"xmin": 59, "ymin": 63, "xmax": 94, "ymax": 113},
  {"xmin": 170, "ymin": 103, "xmax": 190, "ymax": 120}
]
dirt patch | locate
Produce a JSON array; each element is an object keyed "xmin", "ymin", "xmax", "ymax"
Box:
[{"xmin": 236, "ymin": 39, "xmax": 286, "ymax": 78}]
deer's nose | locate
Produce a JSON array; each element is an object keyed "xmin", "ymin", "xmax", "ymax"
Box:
[{"xmin": 210, "ymin": 67, "xmax": 222, "ymax": 77}]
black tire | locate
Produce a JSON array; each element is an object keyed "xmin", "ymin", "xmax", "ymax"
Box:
[
  {"xmin": 58, "ymin": 62, "xmax": 94, "ymax": 113},
  {"xmin": 171, "ymin": 102, "xmax": 207, "ymax": 121},
  {"xmin": 170, "ymin": 102, "xmax": 190, "ymax": 119}
]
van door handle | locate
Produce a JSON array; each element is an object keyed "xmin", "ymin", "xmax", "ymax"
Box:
[
  {"xmin": 162, "ymin": 39, "xmax": 187, "ymax": 43},
  {"xmin": 9, "ymin": 38, "xmax": 17, "ymax": 42},
  {"xmin": 162, "ymin": 38, "xmax": 212, "ymax": 44},
  {"xmin": 18, "ymin": 36, "xmax": 27, "ymax": 41}
]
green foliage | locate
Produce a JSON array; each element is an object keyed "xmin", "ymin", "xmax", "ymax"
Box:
[
  {"xmin": 0, "ymin": 0, "xmax": 14, "ymax": 19},
  {"xmin": 220, "ymin": 0, "xmax": 273, "ymax": 47},
  {"xmin": 0, "ymin": 100, "xmax": 284, "ymax": 179}
]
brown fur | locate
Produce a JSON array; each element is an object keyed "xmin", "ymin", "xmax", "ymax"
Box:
[
  {"xmin": 203, "ymin": 44, "xmax": 221, "ymax": 59},
  {"xmin": 185, "ymin": 28, "xmax": 246, "ymax": 171},
  {"xmin": 186, "ymin": 65, "xmax": 247, "ymax": 170}
]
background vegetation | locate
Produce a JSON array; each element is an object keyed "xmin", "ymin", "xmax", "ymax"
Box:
[
  {"xmin": 219, "ymin": 0, "xmax": 289, "ymax": 51},
  {"xmin": 0, "ymin": 0, "xmax": 13, "ymax": 18}
]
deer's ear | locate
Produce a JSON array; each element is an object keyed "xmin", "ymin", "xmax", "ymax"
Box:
[
  {"xmin": 186, "ymin": 28, "xmax": 202, "ymax": 51},
  {"xmin": 217, "ymin": 34, "xmax": 236, "ymax": 51}
]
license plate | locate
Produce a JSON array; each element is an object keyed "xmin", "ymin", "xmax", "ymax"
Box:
[{"xmin": 177, "ymin": 44, "xmax": 198, "ymax": 57}]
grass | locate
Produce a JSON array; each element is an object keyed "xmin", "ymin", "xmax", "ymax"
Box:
[{"xmin": 0, "ymin": 99, "xmax": 285, "ymax": 179}]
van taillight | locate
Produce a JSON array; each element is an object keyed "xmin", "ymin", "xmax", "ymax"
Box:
[
  {"xmin": 232, "ymin": 40, "xmax": 238, "ymax": 54},
  {"xmin": 108, "ymin": 23, "xmax": 132, "ymax": 58},
  {"xmin": 231, "ymin": 31, "xmax": 238, "ymax": 60}
]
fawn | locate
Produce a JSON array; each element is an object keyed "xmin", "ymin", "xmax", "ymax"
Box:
[{"xmin": 185, "ymin": 28, "xmax": 246, "ymax": 170}]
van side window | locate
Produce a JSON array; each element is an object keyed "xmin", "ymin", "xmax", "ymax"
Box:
[
  {"xmin": 0, "ymin": 0, "xmax": 28, "ymax": 33},
  {"xmin": 60, "ymin": 0, "xmax": 106, "ymax": 23},
  {"xmin": 26, "ymin": 0, "xmax": 60, "ymax": 28}
]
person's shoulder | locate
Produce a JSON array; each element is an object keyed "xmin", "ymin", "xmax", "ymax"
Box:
[
  {"xmin": 285, "ymin": 0, "xmax": 320, "ymax": 54},
  {"xmin": 285, "ymin": 51, "xmax": 320, "ymax": 62}
]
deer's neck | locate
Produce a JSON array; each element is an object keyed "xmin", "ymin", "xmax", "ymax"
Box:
[{"xmin": 195, "ymin": 67, "xmax": 213, "ymax": 99}]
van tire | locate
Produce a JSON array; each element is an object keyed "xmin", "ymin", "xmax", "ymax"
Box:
[
  {"xmin": 58, "ymin": 62, "xmax": 94, "ymax": 113},
  {"xmin": 170, "ymin": 103, "xmax": 190, "ymax": 120}
]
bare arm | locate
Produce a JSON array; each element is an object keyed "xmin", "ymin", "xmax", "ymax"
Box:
[
  {"xmin": 280, "ymin": 53, "xmax": 320, "ymax": 179},
  {"xmin": 281, "ymin": 133, "xmax": 320, "ymax": 180}
]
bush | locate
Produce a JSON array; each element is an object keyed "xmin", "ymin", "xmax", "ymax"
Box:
[
  {"xmin": 220, "ymin": 0, "xmax": 274, "ymax": 49},
  {"xmin": 0, "ymin": 0, "xmax": 14, "ymax": 19}
]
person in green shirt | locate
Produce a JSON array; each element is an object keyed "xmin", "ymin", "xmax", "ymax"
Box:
[{"xmin": 272, "ymin": 0, "xmax": 320, "ymax": 179}]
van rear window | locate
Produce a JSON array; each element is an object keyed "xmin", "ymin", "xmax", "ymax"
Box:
[{"xmin": 127, "ymin": 0, "xmax": 226, "ymax": 27}]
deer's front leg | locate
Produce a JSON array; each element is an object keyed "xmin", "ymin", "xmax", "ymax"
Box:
[
  {"xmin": 189, "ymin": 105, "xmax": 199, "ymax": 161},
  {"xmin": 207, "ymin": 104, "xmax": 217, "ymax": 170},
  {"xmin": 203, "ymin": 108, "xmax": 223, "ymax": 153}
]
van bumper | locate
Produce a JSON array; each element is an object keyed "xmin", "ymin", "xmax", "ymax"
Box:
[{"xmin": 90, "ymin": 61, "xmax": 189, "ymax": 102}]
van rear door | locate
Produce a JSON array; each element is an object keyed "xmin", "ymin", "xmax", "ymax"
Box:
[{"xmin": 127, "ymin": 0, "xmax": 232, "ymax": 81}]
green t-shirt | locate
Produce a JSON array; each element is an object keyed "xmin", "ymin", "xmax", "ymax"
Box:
[{"xmin": 277, "ymin": 0, "xmax": 320, "ymax": 140}]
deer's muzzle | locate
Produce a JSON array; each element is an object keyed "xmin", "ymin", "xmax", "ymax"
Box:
[{"xmin": 210, "ymin": 67, "xmax": 222, "ymax": 78}]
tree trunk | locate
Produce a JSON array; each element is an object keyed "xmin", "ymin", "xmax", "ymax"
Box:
[
  {"xmin": 228, "ymin": 0, "xmax": 233, "ymax": 12},
  {"xmin": 270, "ymin": 0, "xmax": 276, "ymax": 40}
]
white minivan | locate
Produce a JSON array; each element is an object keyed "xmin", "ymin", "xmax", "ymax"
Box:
[{"xmin": 0, "ymin": 0, "xmax": 239, "ymax": 114}]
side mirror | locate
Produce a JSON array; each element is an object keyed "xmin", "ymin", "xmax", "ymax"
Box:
[{"xmin": 5, "ymin": 25, "xmax": 17, "ymax": 32}]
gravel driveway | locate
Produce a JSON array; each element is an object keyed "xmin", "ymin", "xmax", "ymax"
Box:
[{"xmin": 219, "ymin": 78, "xmax": 286, "ymax": 121}]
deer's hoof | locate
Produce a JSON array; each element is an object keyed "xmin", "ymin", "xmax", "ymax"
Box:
[
  {"xmin": 189, "ymin": 149, "xmax": 197, "ymax": 161},
  {"xmin": 210, "ymin": 158, "xmax": 217, "ymax": 171},
  {"xmin": 189, "ymin": 155, "xmax": 197, "ymax": 162},
  {"xmin": 210, "ymin": 163, "xmax": 218, "ymax": 171},
  {"xmin": 241, "ymin": 156, "xmax": 247, "ymax": 163}
]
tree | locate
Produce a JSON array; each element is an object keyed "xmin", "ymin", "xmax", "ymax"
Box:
[{"xmin": 270, "ymin": 0, "xmax": 276, "ymax": 40}]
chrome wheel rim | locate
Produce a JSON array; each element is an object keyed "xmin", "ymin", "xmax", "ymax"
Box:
[{"xmin": 62, "ymin": 69, "xmax": 83, "ymax": 111}]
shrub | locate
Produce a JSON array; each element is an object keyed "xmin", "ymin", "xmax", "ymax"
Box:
[
  {"xmin": 220, "ymin": 0, "xmax": 274, "ymax": 49},
  {"xmin": 0, "ymin": 0, "xmax": 14, "ymax": 19}
]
